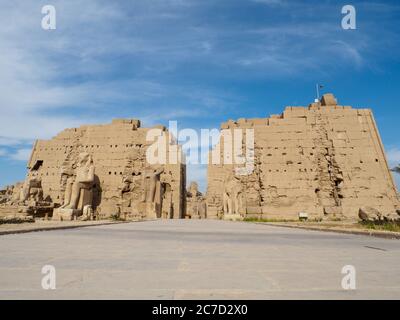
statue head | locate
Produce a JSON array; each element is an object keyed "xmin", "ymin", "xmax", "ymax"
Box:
[
  {"xmin": 188, "ymin": 182, "xmax": 199, "ymax": 196},
  {"xmin": 123, "ymin": 176, "xmax": 132, "ymax": 183},
  {"xmin": 78, "ymin": 152, "xmax": 93, "ymax": 167},
  {"xmin": 122, "ymin": 176, "xmax": 132, "ymax": 186}
]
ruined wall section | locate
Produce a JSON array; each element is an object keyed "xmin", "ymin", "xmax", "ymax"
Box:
[
  {"xmin": 207, "ymin": 95, "xmax": 399, "ymax": 219},
  {"xmin": 26, "ymin": 119, "xmax": 185, "ymax": 219}
]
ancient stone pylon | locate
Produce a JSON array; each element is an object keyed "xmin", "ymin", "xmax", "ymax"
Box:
[
  {"xmin": 26, "ymin": 119, "xmax": 186, "ymax": 220},
  {"xmin": 207, "ymin": 94, "xmax": 400, "ymax": 220}
]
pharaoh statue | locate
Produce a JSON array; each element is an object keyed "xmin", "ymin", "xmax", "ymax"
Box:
[
  {"xmin": 61, "ymin": 152, "xmax": 95, "ymax": 210},
  {"xmin": 59, "ymin": 165, "xmax": 74, "ymax": 207},
  {"xmin": 223, "ymin": 170, "xmax": 243, "ymax": 216},
  {"xmin": 161, "ymin": 182, "xmax": 173, "ymax": 219},
  {"xmin": 186, "ymin": 181, "xmax": 207, "ymax": 219},
  {"xmin": 117, "ymin": 175, "xmax": 140, "ymax": 218},
  {"xmin": 141, "ymin": 166, "xmax": 164, "ymax": 218},
  {"xmin": 188, "ymin": 182, "xmax": 201, "ymax": 198},
  {"xmin": 120, "ymin": 176, "xmax": 133, "ymax": 197}
]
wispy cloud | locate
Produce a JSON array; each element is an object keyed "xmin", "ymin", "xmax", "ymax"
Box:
[
  {"xmin": 387, "ymin": 147, "xmax": 400, "ymax": 191},
  {"xmin": 187, "ymin": 164, "xmax": 208, "ymax": 192},
  {"xmin": 0, "ymin": 0, "xmax": 399, "ymax": 187},
  {"xmin": 0, "ymin": 137, "xmax": 26, "ymax": 146},
  {"xmin": 9, "ymin": 149, "xmax": 32, "ymax": 162},
  {"xmin": 387, "ymin": 147, "xmax": 400, "ymax": 167},
  {"xmin": 1, "ymin": 1, "xmax": 394, "ymax": 141}
]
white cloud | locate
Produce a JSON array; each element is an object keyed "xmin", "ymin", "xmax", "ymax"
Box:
[
  {"xmin": 0, "ymin": 0, "xmax": 398, "ymax": 189},
  {"xmin": 0, "ymin": 137, "xmax": 26, "ymax": 146},
  {"xmin": 386, "ymin": 147, "xmax": 400, "ymax": 192},
  {"xmin": 0, "ymin": 0, "xmax": 236, "ymax": 141},
  {"xmin": 9, "ymin": 149, "xmax": 32, "ymax": 161},
  {"xmin": 393, "ymin": 173, "xmax": 400, "ymax": 193},
  {"xmin": 0, "ymin": 149, "xmax": 7, "ymax": 157},
  {"xmin": 387, "ymin": 147, "xmax": 400, "ymax": 167},
  {"xmin": 0, "ymin": 0, "xmax": 384, "ymax": 144},
  {"xmin": 186, "ymin": 164, "xmax": 208, "ymax": 193}
]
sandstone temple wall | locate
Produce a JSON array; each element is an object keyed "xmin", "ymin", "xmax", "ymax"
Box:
[
  {"xmin": 207, "ymin": 94, "xmax": 400, "ymax": 220},
  {"xmin": 25, "ymin": 119, "xmax": 186, "ymax": 219}
]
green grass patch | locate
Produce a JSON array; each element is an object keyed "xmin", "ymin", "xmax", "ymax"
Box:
[
  {"xmin": 0, "ymin": 216, "xmax": 35, "ymax": 224},
  {"xmin": 243, "ymin": 216, "xmax": 326, "ymax": 223},
  {"xmin": 109, "ymin": 214, "xmax": 126, "ymax": 221},
  {"xmin": 243, "ymin": 217, "xmax": 298, "ymax": 223},
  {"xmin": 360, "ymin": 221, "xmax": 400, "ymax": 232}
]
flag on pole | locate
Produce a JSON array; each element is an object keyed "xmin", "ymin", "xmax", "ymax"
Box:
[{"xmin": 316, "ymin": 84, "xmax": 324, "ymax": 100}]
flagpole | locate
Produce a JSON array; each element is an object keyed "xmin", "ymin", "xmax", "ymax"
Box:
[{"xmin": 316, "ymin": 83, "xmax": 320, "ymax": 101}]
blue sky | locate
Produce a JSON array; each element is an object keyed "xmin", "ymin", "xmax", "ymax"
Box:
[{"xmin": 0, "ymin": 0, "xmax": 399, "ymax": 192}]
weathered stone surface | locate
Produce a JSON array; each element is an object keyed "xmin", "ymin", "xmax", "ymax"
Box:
[
  {"xmin": 0, "ymin": 185, "xmax": 15, "ymax": 204},
  {"xmin": 2, "ymin": 94, "xmax": 398, "ymax": 222},
  {"xmin": 6, "ymin": 118, "xmax": 186, "ymax": 221},
  {"xmin": 323, "ymin": 206, "xmax": 343, "ymax": 216},
  {"xmin": 80, "ymin": 205, "xmax": 94, "ymax": 221},
  {"xmin": 223, "ymin": 213, "xmax": 242, "ymax": 221},
  {"xmin": 359, "ymin": 207, "xmax": 381, "ymax": 221},
  {"xmin": 52, "ymin": 208, "xmax": 81, "ymax": 221},
  {"xmin": 246, "ymin": 207, "xmax": 262, "ymax": 215},
  {"xmin": 207, "ymin": 94, "xmax": 400, "ymax": 220},
  {"xmin": 320, "ymin": 93, "xmax": 337, "ymax": 106},
  {"xmin": 358, "ymin": 209, "xmax": 369, "ymax": 221},
  {"xmin": 186, "ymin": 182, "xmax": 207, "ymax": 219},
  {"xmin": 383, "ymin": 213, "xmax": 400, "ymax": 222},
  {"xmin": 0, "ymin": 179, "xmax": 53, "ymax": 219},
  {"xmin": 0, "ymin": 215, "xmax": 35, "ymax": 224}
]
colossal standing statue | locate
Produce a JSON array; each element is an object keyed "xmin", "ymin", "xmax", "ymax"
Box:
[
  {"xmin": 223, "ymin": 171, "xmax": 243, "ymax": 216},
  {"xmin": 141, "ymin": 166, "xmax": 164, "ymax": 218},
  {"xmin": 62, "ymin": 152, "xmax": 95, "ymax": 210}
]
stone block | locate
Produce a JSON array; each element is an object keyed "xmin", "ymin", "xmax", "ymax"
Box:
[
  {"xmin": 246, "ymin": 206, "xmax": 262, "ymax": 214},
  {"xmin": 52, "ymin": 208, "xmax": 82, "ymax": 221},
  {"xmin": 223, "ymin": 214, "xmax": 242, "ymax": 221},
  {"xmin": 298, "ymin": 212, "xmax": 308, "ymax": 221},
  {"xmin": 321, "ymin": 93, "xmax": 338, "ymax": 106},
  {"xmin": 323, "ymin": 206, "xmax": 343, "ymax": 215}
]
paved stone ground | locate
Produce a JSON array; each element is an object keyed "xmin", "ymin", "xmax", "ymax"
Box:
[
  {"xmin": 0, "ymin": 220, "xmax": 125, "ymax": 235},
  {"xmin": 0, "ymin": 220, "xmax": 399, "ymax": 299}
]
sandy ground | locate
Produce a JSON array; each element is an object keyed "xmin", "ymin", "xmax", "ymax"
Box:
[{"xmin": 1, "ymin": 219, "xmax": 399, "ymax": 299}]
